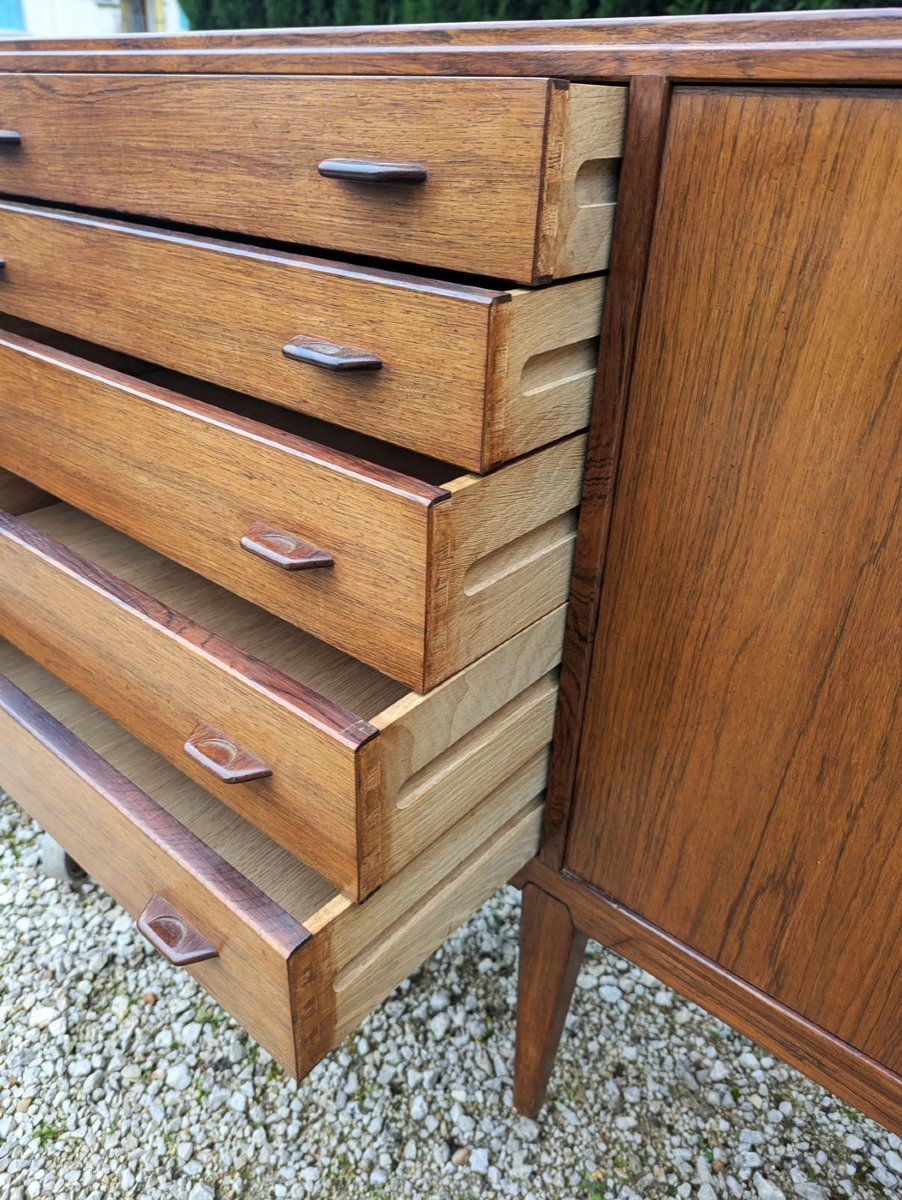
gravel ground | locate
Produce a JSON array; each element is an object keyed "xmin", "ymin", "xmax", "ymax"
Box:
[{"xmin": 0, "ymin": 790, "xmax": 899, "ymax": 1200}]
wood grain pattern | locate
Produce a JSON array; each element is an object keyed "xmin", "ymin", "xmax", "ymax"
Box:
[
  {"xmin": 0, "ymin": 15, "xmax": 896, "ymax": 83},
  {"xmin": 427, "ymin": 434, "xmax": 585, "ymax": 685},
  {"xmin": 0, "ymin": 649, "xmax": 314, "ymax": 1074},
  {"xmin": 0, "ymin": 642, "xmax": 543, "ymax": 1079},
  {"xmin": 137, "ymin": 892, "xmax": 220, "ymax": 967},
  {"xmin": 182, "ymin": 722, "xmax": 274, "ymax": 786},
  {"xmin": 513, "ymin": 884, "xmax": 588, "ymax": 1117},
  {"xmin": 541, "ymin": 75, "xmax": 670, "ymax": 868},
  {"xmin": 518, "ymin": 860, "xmax": 902, "ymax": 1136},
  {"xmin": 566, "ymin": 87, "xmax": 902, "ymax": 1069},
  {"xmin": 0, "ymin": 74, "xmax": 623, "ymax": 283},
  {"xmin": 2, "ymin": 502, "xmax": 567, "ymax": 896},
  {"xmin": 0, "ymin": 201, "xmax": 605, "ymax": 468},
  {"xmin": 3, "ymin": 12, "xmax": 897, "ymax": 52},
  {"xmin": 539, "ymin": 83, "xmax": 623, "ymax": 280},
  {"xmin": 239, "ymin": 523, "xmax": 334, "ymax": 572},
  {"xmin": 0, "ymin": 504, "xmax": 378, "ymax": 899},
  {"xmin": 0, "ymin": 330, "xmax": 582, "ymax": 689}
]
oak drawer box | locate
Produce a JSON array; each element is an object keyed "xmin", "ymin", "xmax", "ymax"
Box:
[
  {"xmin": 0, "ymin": 329, "xmax": 584, "ymax": 690},
  {"xmin": 0, "ymin": 502, "xmax": 563, "ymax": 900},
  {"xmin": 0, "ymin": 74, "xmax": 625, "ymax": 283},
  {"xmin": 0, "ymin": 203, "xmax": 604, "ymax": 471},
  {"xmin": 0, "ymin": 642, "xmax": 542, "ymax": 1078}
]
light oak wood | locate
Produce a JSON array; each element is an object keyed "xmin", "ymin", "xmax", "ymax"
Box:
[
  {"xmin": 0, "ymin": 74, "xmax": 624, "ymax": 283},
  {"xmin": 1, "ymin": 501, "xmax": 565, "ymax": 899},
  {"xmin": 538, "ymin": 83, "xmax": 623, "ymax": 280},
  {"xmin": 0, "ymin": 641, "xmax": 542, "ymax": 1077},
  {"xmin": 428, "ymin": 436, "xmax": 584, "ymax": 684},
  {"xmin": 0, "ymin": 202, "xmax": 605, "ymax": 469},
  {"xmin": 0, "ymin": 329, "xmax": 583, "ymax": 690}
]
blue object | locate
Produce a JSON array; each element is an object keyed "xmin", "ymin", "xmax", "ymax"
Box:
[{"xmin": 0, "ymin": 0, "xmax": 24, "ymax": 32}]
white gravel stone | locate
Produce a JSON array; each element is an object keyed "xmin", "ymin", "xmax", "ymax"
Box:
[
  {"xmin": 0, "ymin": 789, "xmax": 894, "ymax": 1200},
  {"xmin": 753, "ymin": 1174, "xmax": 786, "ymax": 1200},
  {"xmin": 165, "ymin": 1063, "xmax": 192, "ymax": 1092},
  {"xmin": 427, "ymin": 1012, "xmax": 450, "ymax": 1040},
  {"xmin": 470, "ymin": 1148, "xmax": 490, "ymax": 1174},
  {"xmin": 885, "ymin": 1149, "xmax": 902, "ymax": 1175},
  {"xmin": 110, "ymin": 996, "xmax": 130, "ymax": 1021},
  {"xmin": 795, "ymin": 1185, "xmax": 827, "ymax": 1200},
  {"xmin": 179, "ymin": 1021, "xmax": 203, "ymax": 1047},
  {"xmin": 27, "ymin": 1006, "xmax": 59, "ymax": 1029}
]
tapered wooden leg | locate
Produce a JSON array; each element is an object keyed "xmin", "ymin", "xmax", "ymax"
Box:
[{"xmin": 514, "ymin": 882, "xmax": 588, "ymax": 1117}]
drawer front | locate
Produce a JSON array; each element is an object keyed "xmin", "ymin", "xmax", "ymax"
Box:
[
  {"xmin": 0, "ymin": 501, "xmax": 566, "ymax": 899},
  {"xmin": 0, "ymin": 646, "xmax": 542, "ymax": 1079},
  {"xmin": 0, "ymin": 505, "xmax": 374, "ymax": 898},
  {"xmin": 0, "ymin": 665, "xmax": 312, "ymax": 1074},
  {"xmin": 0, "ymin": 202, "xmax": 604, "ymax": 470},
  {"xmin": 0, "ymin": 331, "xmax": 583, "ymax": 690},
  {"xmin": 0, "ymin": 74, "xmax": 624, "ymax": 283}
]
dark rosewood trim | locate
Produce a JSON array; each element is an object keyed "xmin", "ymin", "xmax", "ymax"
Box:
[
  {"xmin": 183, "ymin": 721, "xmax": 274, "ymax": 785},
  {"xmin": 282, "ymin": 334, "xmax": 383, "ymax": 373},
  {"xmin": 0, "ymin": 330, "xmax": 450, "ymax": 509},
  {"xmin": 240, "ymin": 522, "xmax": 335, "ymax": 572},
  {"xmin": 513, "ymin": 884, "xmax": 588, "ymax": 1117},
  {"xmin": 540, "ymin": 74, "xmax": 671, "ymax": 869},
  {"xmin": 3, "ymin": 12, "xmax": 899, "ymax": 53},
  {"xmin": 0, "ymin": 198, "xmax": 503, "ymax": 306},
  {"xmin": 515, "ymin": 860, "xmax": 902, "ymax": 1136},
  {"xmin": 317, "ymin": 158, "xmax": 427, "ymax": 184},
  {"xmin": 0, "ymin": 41, "xmax": 897, "ymax": 82},
  {"xmin": 0, "ymin": 509, "xmax": 379, "ymax": 751},
  {"xmin": 137, "ymin": 892, "xmax": 219, "ymax": 965},
  {"xmin": 0, "ymin": 670, "xmax": 311, "ymax": 959}
]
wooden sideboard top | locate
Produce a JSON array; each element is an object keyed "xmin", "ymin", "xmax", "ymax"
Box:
[{"xmin": 0, "ymin": 11, "xmax": 899, "ymax": 82}]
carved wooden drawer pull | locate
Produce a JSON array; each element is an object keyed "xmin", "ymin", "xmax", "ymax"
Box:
[
  {"xmin": 317, "ymin": 158, "xmax": 427, "ymax": 184},
  {"xmin": 240, "ymin": 522, "xmax": 334, "ymax": 572},
  {"xmin": 137, "ymin": 893, "xmax": 218, "ymax": 967},
  {"xmin": 282, "ymin": 334, "xmax": 382, "ymax": 373},
  {"xmin": 183, "ymin": 721, "xmax": 273, "ymax": 785},
  {"xmin": 0, "ymin": 131, "xmax": 20, "ymax": 145}
]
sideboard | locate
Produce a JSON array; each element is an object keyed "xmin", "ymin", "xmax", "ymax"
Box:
[{"xmin": 0, "ymin": 11, "xmax": 898, "ymax": 1136}]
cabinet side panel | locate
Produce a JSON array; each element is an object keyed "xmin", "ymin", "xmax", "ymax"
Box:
[{"xmin": 566, "ymin": 87, "xmax": 902, "ymax": 1070}]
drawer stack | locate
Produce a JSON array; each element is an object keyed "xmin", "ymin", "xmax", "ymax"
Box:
[{"xmin": 0, "ymin": 64, "xmax": 626, "ymax": 1078}]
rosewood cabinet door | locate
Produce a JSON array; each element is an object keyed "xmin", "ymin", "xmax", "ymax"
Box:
[{"xmin": 566, "ymin": 88, "xmax": 901, "ymax": 1073}]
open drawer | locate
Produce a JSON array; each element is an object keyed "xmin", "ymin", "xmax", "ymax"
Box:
[
  {"xmin": 0, "ymin": 74, "xmax": 625, "ymax": 283},
  {"xmin": 0, "ymin": 201, "xmax": 605, "ymax": 470},
  {"xmin": 0, "ymin": 502, "xmax": 562, "ymax": 900},
  {"xmin": 0, "ymin": 325, "xmax": 584, "ymax": 690},
  {"xmin": 0, "ymin": 642, "xmax": 542, "ymax": 1078}
]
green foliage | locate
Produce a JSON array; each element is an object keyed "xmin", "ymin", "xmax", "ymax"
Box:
[{"xmin": 182, "ymin": 0, "xmax": 874, "ymax": 30}]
